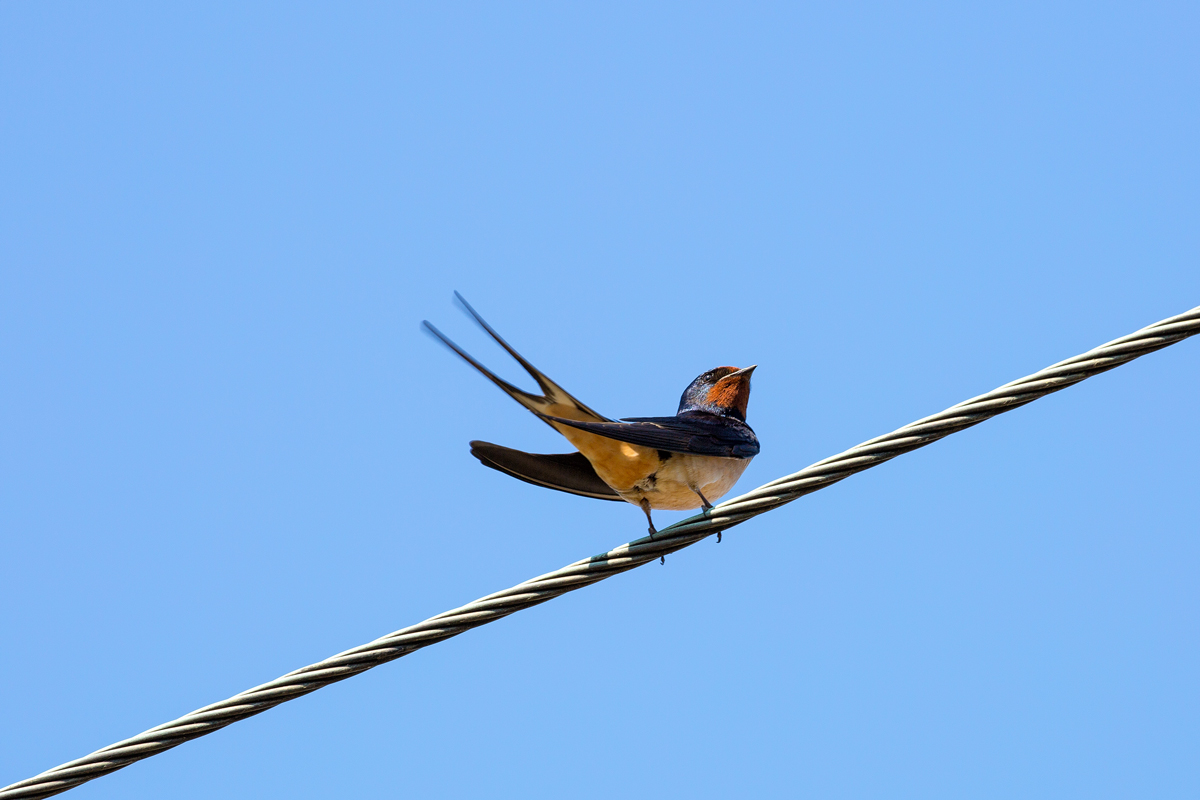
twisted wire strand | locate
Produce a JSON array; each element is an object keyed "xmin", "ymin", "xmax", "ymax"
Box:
[{"xmin": 3, "ymin": 305, "xmax": 1197, "ymax": 800}]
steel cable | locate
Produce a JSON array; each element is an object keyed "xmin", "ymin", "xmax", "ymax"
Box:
[{"xmin": 3, "ymin": 305, "xmax": 1197, "ymax": 800}]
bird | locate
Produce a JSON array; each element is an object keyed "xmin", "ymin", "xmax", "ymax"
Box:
[{"xmin": 423, "ymin": 293, "xmax": 760, "ymax": 543}]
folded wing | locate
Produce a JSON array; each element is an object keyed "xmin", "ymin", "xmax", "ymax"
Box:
[
  {"xmin": 544, "ymin": 412, "xmax": 760, "ymax": 459},
  {"xmin": 469, "ymin": 441, "xmax": 623, "ymax": 501}
]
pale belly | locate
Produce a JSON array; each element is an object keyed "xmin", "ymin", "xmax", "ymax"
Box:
[{"xmin": 627, "ymin": 453, "xmax": 752, "ymax": 511}]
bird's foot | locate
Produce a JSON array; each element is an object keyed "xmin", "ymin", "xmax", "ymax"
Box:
[
  {"xmin": 640, "ymin": 499, "xmax": 657, "ymax": 539},
  {"xmin": 717, "ymin": 531, "xmax": 722, "ymax": 544},
  {"xmin": 660, "ymin": 555, "xmax": 665, "ymax": 565}
]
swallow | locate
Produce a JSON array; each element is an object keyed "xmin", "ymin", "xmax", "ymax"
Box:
[{"xmin": 423, "ymin": 294, "xmax": 760, "ymax": 542}]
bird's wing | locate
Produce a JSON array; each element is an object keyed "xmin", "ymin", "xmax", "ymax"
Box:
[
  {"xmin": 469, "ymin": 441, "xmax": 624, "ymax": 501},
  {"xmin": 423, "ymin": 293, "xmax": 611, "ymax": 425},
  {"xmin": 544, "ymin": 413, "xmax": 761, "ymax": 458}
]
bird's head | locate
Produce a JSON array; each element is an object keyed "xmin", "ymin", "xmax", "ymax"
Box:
[{"xmin": 677, "ymin": 365, "xmax": 757, "ymax": 422}]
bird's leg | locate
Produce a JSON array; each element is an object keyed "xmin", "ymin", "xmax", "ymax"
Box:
[
  {"xmin": 640, "ymin": 498, "xmax": 664, "ymax": 563},
  {"xmin": 689, "ymin": 487, "xmax": 721, "ymax": 542},
  {"xmin": 640, "ymin": 498, "xmax": 657, "ymax": 539}
]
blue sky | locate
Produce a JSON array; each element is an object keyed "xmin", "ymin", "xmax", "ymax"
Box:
[{"xmin": 2, "ymin": 3, "xmax": 1197, "ymax": 798}]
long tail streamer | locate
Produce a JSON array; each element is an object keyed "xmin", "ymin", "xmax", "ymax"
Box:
[{"xmin": 3, "ymin": 305, "xmax": 1197, "ymax": 799}]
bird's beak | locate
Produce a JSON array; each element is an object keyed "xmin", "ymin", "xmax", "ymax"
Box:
[{"xmin": 729, "ymin": 365, "xmax": 757, "ymax": 379}]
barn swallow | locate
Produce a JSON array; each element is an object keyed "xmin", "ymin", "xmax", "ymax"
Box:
[{"xmin": 423, "ymin": 294, "xmax": 759, "ymax": 544}]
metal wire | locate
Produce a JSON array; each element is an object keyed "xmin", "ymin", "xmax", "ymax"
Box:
[{"xmin": 3, "ymin": 305, "xmax": 1197, "ymax": 800}]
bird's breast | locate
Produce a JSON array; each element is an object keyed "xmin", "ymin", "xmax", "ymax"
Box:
[{"xmin": 636, "ymin": 453, "xmax": 752, "ymax": 511}]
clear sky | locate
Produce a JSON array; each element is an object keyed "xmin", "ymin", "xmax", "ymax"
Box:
[{"xmin": 2, "ymin": 3, "xmax": 1197, "ymax": 798}]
